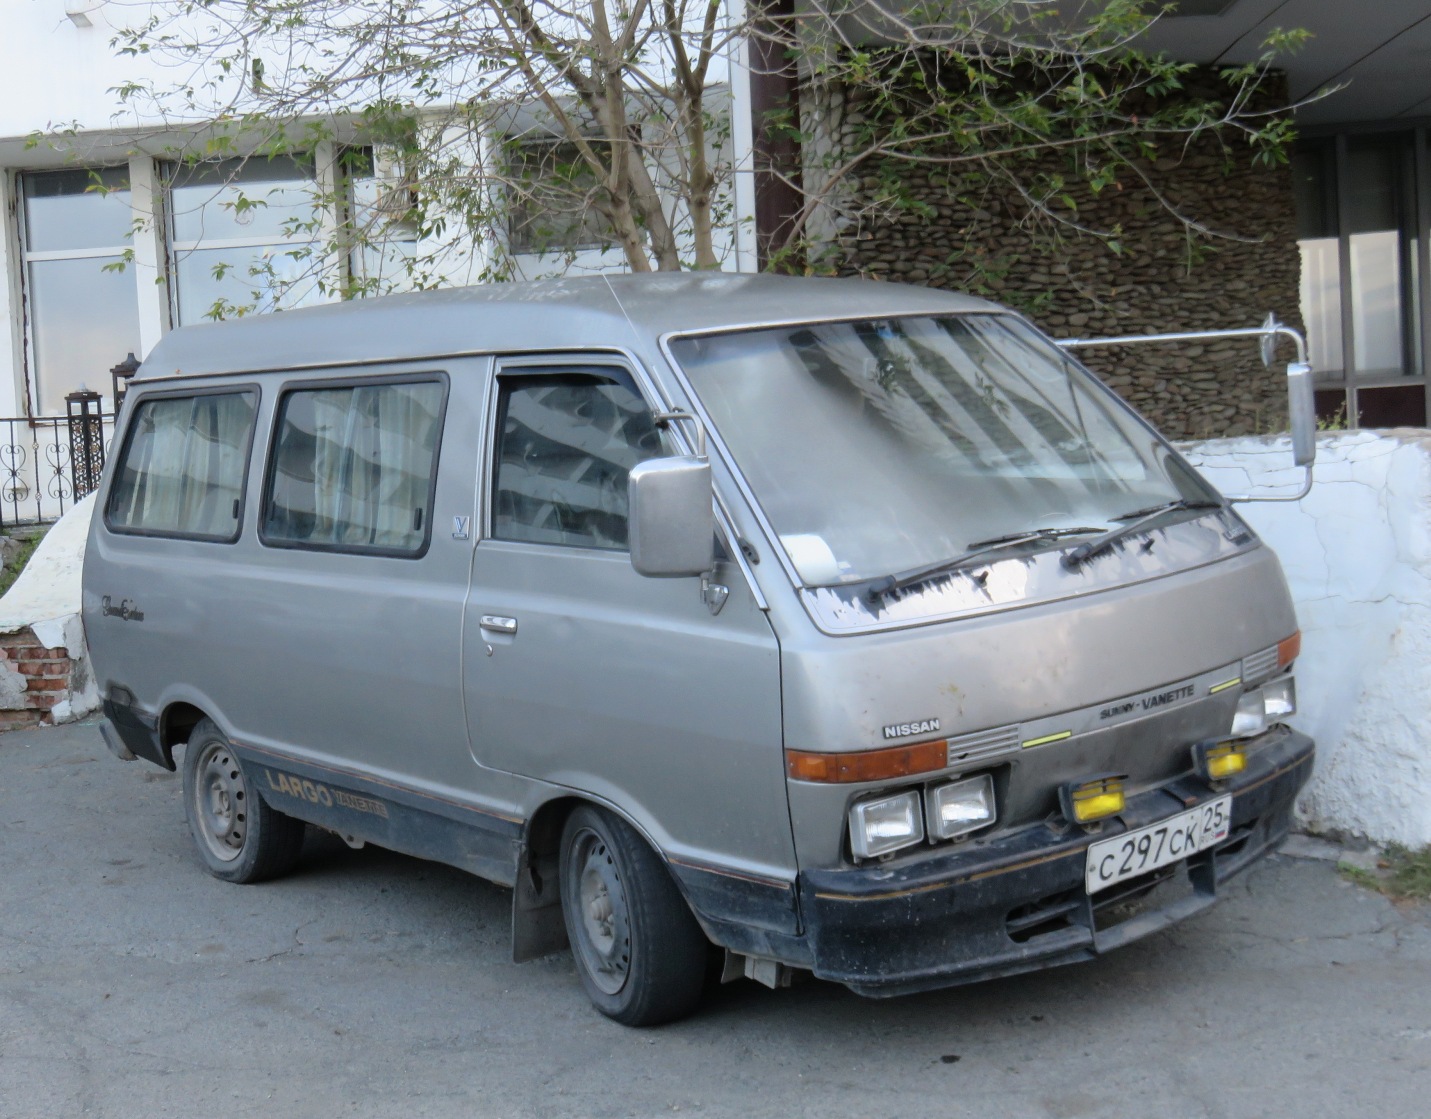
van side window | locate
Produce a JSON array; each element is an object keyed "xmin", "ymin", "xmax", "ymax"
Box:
[
  {"xmin": 493, "ymin": 371, "xmax": 662, "ymax": 550},
  {"xmin": 262, "ymin": 380, "xmax": 445, "ymax": 555},
  {"xmin": 107, "ymin": 391, "xmax": 257, "ymax": 540}
]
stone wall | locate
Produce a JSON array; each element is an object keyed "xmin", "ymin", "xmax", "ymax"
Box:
[{"xmin": 810, "ymin": 70, "xmax": 1302, "ymax": 441}]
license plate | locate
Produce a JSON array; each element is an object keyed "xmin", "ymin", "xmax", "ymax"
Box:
[{"xmin": 1085, "ymin": 796, "xmax": 1232, "ymax": 894}]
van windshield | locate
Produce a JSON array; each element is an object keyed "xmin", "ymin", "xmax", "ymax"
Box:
[{"xmin": 670, "ymin": 314, "xmax": 1215, "ymax": 588}]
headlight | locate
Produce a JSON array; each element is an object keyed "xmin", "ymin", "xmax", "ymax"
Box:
[
  {"xmin": 849, "ymin": 790, "xmax": 923, "ymax": 859},
  {"xmin": 1262, "ymin": 675, "xmax": 1296, "ymax": 718},
  {"xmin": 1231, "ymin": 691, "xmax": 1267, "ymax": 738},
  {"xmin": 927, "ymin": 774, "xmax": 996, "ymax": 840},
  {"xmin": 1231, "ymin": 675, "xmax": 1297, "ymax": 738}
]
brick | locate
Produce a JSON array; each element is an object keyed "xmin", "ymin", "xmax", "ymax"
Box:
[
  {"xmin": 0, "ymin": 709, "xmax": 42, "ymax": 731},
  {"xmin": 21, "ymin": 648, "xmax": 68, "ymax": 660},
  {"xmin": 17, "ymin": 660, "xmax": 71, "ymax": 677},
  {"xmin": 24, "ymin": 677, "xmax": 68, "ymax": 693},
  {"xmin": 39, "ymin": 662, "xmax": 71, "ymax": 678},
  {"xmin": 24, "ymin": 693, "xmax": 59, "ymax": 710}
]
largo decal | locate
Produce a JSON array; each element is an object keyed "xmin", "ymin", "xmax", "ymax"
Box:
[{"xmin": 263, "ymin": 769, "xmax": 389, "ymax": 818}]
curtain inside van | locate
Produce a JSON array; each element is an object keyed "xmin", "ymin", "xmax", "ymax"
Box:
[
  {"xmin": 264, "ymin": 380, "xmax": 443, "ymax": 553},
  {"xmin": 108, "ymin": 391, "xmax": 256, "ymax": 538}
]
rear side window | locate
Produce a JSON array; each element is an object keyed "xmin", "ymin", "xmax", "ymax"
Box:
[
  {"xmin": 262, "ymin": 379, "xmax": 446, "ymax": 556},
  {"xmin": 107, "ymin": 391, "xmax": 258, "ymax": 540}
]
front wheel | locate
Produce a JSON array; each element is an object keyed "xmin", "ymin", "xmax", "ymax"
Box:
[
  {"xmin": 559, "ymin": 805, "xmax": 708, "ymax": 1026},
  {"xmin": 181, "ymin": 718, "xmax": 305, "ymax": 884}
]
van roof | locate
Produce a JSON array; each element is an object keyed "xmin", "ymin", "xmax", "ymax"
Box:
[{"xmin": 135, "ymin": 273, "xmax": 1000, "ymax": 381}]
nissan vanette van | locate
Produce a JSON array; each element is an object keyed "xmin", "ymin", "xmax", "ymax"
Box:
[{"xmin": 84, "ymin": 274, "xmax": 1314, "ymax": 1025}]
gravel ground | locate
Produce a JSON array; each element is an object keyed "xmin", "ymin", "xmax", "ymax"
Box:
[{"xmin": 2, "ymin": 721, "xmax": 1429, "ymax": 1119}]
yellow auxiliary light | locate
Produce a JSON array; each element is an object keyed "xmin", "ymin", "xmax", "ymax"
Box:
[
  {"xmin": 1061, "ymin": 774, "xmax": 1126, "ymax": 826},
  {"xmin": 1195, "ymin": 739, "xmax": 1247, "ymax": 782}
]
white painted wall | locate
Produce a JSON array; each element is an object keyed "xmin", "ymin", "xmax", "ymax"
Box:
[
  {"xmin": 0, "ymin": 3, "xmax": 164, "ymax": 138},
  {"xmin": 1184, "ymin": 429, "xmax": 1431, "ymax": 847}
]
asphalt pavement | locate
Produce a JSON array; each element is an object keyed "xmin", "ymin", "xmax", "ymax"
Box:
[{"xmin": 2, "ymin": 721, "xmax": 1429, "ymax": 1119}]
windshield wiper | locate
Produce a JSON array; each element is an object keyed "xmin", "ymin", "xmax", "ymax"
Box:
[
  {"xmin": 865, "ymin": 526, "xmax": 1105, "ymax": 602},
  {"xmin": 1060, "ymin": 499, "xmax": 1223, "ymax": 570}
]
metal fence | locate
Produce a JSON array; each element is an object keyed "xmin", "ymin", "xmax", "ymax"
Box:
[{"xmin": 0, "ymin": 409, "xmax": 115, "ymax": 530}]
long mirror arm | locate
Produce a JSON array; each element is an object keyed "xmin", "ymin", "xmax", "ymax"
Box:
[{"xmin": 1060, "ymin": 318, "xmax": 1315, "ymax": 504}]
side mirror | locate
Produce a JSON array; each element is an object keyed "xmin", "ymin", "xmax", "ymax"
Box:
[
  {"xmin": 1287, "ymin": 361, "xmax": 1316, "ymax": 468},
  {"xmin": 628, "ymin": 456, "xmax": 714, "ymax": 578}
]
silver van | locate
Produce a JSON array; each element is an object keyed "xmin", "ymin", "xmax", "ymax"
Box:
[{"xmin": 84, "ymin": 274, "xmax": 1314, "ymax": 1025}]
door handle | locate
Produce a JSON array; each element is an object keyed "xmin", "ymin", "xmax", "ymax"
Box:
[{"xmin": 479, "ymin": 615, "xmax": 518, "ymax": 635}]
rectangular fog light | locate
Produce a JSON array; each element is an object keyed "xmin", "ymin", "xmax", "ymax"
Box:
[
  {"xmin": 849, "ymin": 790, "xmax": 924, "ymax": 860},
  {"xmin": 927, "ymin": 774, "xmax": 996, "ymax": 840},
  {"xmin": 1062, "ymin": 774, "xmax": 1126, "ymax": 825},
  {"xmin": 1194, "ymin": 739, "xmax": 1247, "ymax": 782}
]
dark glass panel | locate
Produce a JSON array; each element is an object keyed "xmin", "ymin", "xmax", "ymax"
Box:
[{"xmin": 1356, "ymin": 384, "xmax": 1425, "ymax": 429}]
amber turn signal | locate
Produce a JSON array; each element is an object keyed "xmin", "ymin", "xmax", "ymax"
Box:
[
  {"xmin": 1277, "ymin": 631, "xmax": 1301, "ymax": 669},
  {"xmin": 786, "ymin": 739, "xmax": 948, "ymax": 783}
]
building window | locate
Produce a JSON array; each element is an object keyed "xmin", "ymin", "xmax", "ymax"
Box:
[
  {"xmin": 343, "ymin": 147, "xmax": 420, "ymax": 294},
  {"xmin": 166, "ymin": 156, "xmax": 327, "ymax": 323},
  {"xmin": 506, "ymin": 141, "xmax": 618, "ymax": 256},
  {"xmin": 1294, "ymin": 133, "xmax": 1428, "ymax": 429},
  {"xmin": 18, "ymin": 167, "xmax": 141, "ymax": 414},
  {"xmin": 1293, "ymin": 146, "xmax": 1343, "ymax": 385}
]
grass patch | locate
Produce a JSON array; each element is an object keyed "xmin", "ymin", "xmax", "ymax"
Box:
[
  {"xmin": 0, "ymin": 533, "xmax": 43, "ymax": 599},
  {"xmin": 1340, "ymin": 845, "xmax": 1431, "ymax": 902}
]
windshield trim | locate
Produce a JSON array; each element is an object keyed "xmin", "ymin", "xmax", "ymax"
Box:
[
  {"xmin": 659, "ymin": 311, "xmax": 1231, "ymax": 622},
  {"xmin": 796, "ymin": 518, "xmax": 1259, "ymax": 636}
]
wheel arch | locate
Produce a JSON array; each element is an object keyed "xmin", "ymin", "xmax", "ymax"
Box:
[
  {"xmin": 158, "ymin": 701, "xmax": 211, "ymax": 769},
  {"xmin": 511, "ymin": 792, "xmax": 697, "ymax": 965}
]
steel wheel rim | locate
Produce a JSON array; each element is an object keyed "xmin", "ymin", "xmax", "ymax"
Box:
[
  {"xmin": 568, "ymin": 827, "xmax": 630, "ymax": 996},
  {"xmin": 191, "ymin": 741, "xmax": 247, "ymax": 863}
]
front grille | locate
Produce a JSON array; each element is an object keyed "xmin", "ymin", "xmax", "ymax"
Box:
[
  {"xmin": 945, "ymin": 724, "xmax": 1020, "ymax": 767},
  {"xmin": 1242, "ymin": 644, "xmax": 1279, "ymax": 685}
]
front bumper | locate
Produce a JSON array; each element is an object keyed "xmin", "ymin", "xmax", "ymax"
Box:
[{"xmin": 798, "ymin": 726, "xmax": 1313, "ymax": 997}]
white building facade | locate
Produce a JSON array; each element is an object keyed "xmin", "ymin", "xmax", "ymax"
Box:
[{"xmin": 0, "ymin": 4, "xmax": 750, "ymax": 424}]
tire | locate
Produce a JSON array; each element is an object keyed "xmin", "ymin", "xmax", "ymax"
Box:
[
  {"xmin": 181, "ymin": 718, "xmax": 306, "ymax": 884},
  {"xmin": 559, "ymin": 805, "xmax": 708, "ymax": 1026}
]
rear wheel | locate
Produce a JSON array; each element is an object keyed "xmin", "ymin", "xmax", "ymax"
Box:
[
  {"xmin": 181, "ymin": 718, "xmax": 305, "ymax": 883},
  {"xmin": 559, "ymin": 805, "xmax": 707, "ymax": 1026}
]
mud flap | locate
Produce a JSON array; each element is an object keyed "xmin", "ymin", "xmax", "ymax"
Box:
[{"xmin": 512, "ymin": 848, "xmax": 567, "ymax": 963}]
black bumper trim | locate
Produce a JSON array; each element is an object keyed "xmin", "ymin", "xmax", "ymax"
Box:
[
  {"xmin": 101, "ymin": 692, "xmax": 166, "ymax": 770},
  {"xmin": 797, "ymin": 727, "xmax": 1313, "ymax": 997}
]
